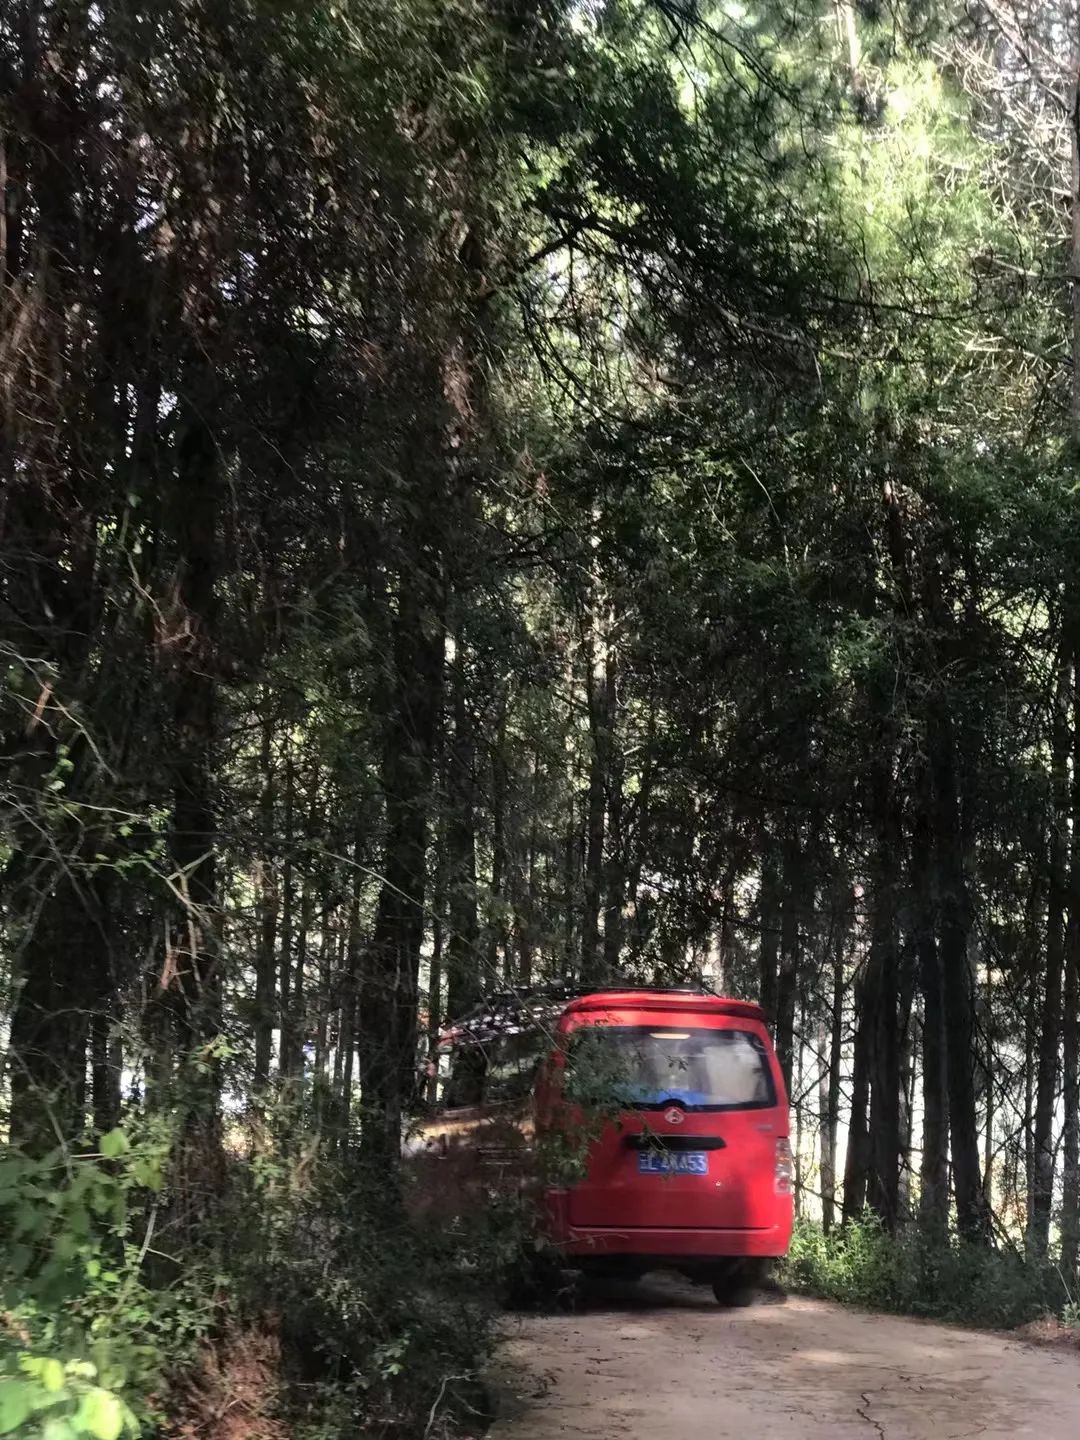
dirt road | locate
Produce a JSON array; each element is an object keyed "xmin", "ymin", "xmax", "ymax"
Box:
[{"xmin": 489, "ymin": 1277, "xmax": 1080, "ymax": 1439}]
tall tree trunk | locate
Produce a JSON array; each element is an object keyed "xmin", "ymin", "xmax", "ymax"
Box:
[
  {"xmin": 170, "ymin": 374, "xmax": 222, "ymax": 1148},
  {"xmin": 358, "ymin": 460, "xmax": 444, "ymax": 1167},
  {"xmin": 1061, "ymin": 58, "xmax": 1080, "ymax": 1285},
  {"xmin": 3, "ymin": 18, "xmax": 109, "ymax": 1152},
  {"xmin": 1062, "ymin": 615, "xmax": 1080, "ymax": 1282}
]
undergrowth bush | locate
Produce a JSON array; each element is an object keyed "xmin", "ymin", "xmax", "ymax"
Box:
[
  {"xmin": 781, "ymin": 1213, "xmax": 1070, "ymax": 1331},
  {"xmin": 1, "ymin": 1111, "xmax": 524, "ymax": 1440},
  {"xmin": 0, "ymin": 1122, "xmax": 217, "ymax": 1440},
  {"xmin": 214, "ymin": 1137, "xmax": 511, "ymax": 1440}
]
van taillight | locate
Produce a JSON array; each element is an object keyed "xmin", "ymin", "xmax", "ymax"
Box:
[{"xmin": 775, "ymin": 1138, "xmax": 794, "ymax": 1195}]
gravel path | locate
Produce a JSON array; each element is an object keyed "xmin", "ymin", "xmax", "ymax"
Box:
[{"xmin": 489, "ymin": 1276, "xmax": 1080, "ymax": 1439}]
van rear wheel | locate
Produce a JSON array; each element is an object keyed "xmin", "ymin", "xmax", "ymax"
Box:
[
  {"xmin": 711, "ymin": 1276, "xmax": 754, "ymax": 1307},
  {"xmin": 711, "ymin": 1260, "xmax": 764, "ymax": 1307}
]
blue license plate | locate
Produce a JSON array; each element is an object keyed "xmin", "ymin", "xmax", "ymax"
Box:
[{"xmin": 637, "ymin": 1151, "xmax": 708, "ymax": 1176}]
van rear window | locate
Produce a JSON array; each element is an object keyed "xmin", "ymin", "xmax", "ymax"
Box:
[{"xmin": 566, "ymin": 1025, "xmax": 775, "ymax": 1112}]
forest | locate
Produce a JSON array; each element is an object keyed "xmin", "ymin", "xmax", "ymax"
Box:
[{"xmin": 3, "ymin": 0, "xmax": 1080, "ymax": 1435}]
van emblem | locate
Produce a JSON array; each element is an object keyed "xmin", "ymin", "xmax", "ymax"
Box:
[{"xmin": 663, "ymin": 1106, "xmax": 685, "ymax": 1125}]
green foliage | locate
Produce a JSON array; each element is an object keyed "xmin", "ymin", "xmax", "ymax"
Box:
[
  {"xmin": 535, "ymin": 1027, "xmax": 637, "ymax": 1187},
  {"xmin": 782, "ymin": 1215, "xmax": 1069, "ymax": 1331},
  {"xmin": 0, "ymin": 1128, "xmax": 214, "ymax": 1439}
]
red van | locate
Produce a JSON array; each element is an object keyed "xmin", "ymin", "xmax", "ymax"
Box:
[
  {"xmin": 537, "ymin": 989, "xmax": 793, "ymax": 1302},
  {"xmin": 409, "ymin": 985, "xmax": 793, "ymax": 1305}
]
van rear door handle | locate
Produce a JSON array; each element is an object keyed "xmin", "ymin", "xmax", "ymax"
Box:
[{"xmin": 622, "ymin": 1135, "xmax": 727, "ymax": 1152}]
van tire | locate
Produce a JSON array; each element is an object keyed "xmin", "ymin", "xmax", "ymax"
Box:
[
  {"xmin": 712, "ymin": 1259, "xmax": 768, "ymax": 1307},
  {"xmin": 712, "ymin": 1276, "xmax": 754, "ymax": 1307}
]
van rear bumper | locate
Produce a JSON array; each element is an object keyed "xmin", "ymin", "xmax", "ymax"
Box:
[
  {"xmin": 555, "ymin": 1224, "xmax": 790, "ymax": 1260},
  {"xmin": 543, "ymin": 1193, "xmax": 792, "ymax": 1260}
]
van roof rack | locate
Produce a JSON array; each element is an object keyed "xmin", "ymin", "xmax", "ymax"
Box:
[{"xmin": 440, "ymin": 978, "xmax": 718, "ymax": 1045}]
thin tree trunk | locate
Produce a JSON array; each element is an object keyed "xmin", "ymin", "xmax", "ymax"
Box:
[
  {"xmin": 426, "ymin": 808, "xmax": 447, "ymax": 1106},
  {"xmin": 775, "ymin": 823, "xmax": 801, "ymax": 1095},
  {"xmin": 489, "ymin": 694, "xmax": 508, "ymax": 980},
  {"xmin": 759, "ymin": 833, "xmax": 781, "ymax": 1024},
  {"xmin": 867, "ymin": 826, "xmax": 901, "ymax": 1232},
  {"xmin": 314, "ymin": 918, "xmax": 331, "ymax": 1078},
  {"xmin": 290, "ymin": 850, "xmax": 316, "ymax": 1081},
  {"xmin": 254, "ymin": 699, "xmax": 277, "ymax": 1093},
  {"xmin": 820, "ymin": 889, "xmax": 847, "ymax": 1233},
  {"xmin": 1024, "ymin": 877, "xmax": 1043, "ymax": 1249},
  {"xmin": 446, "ymin": 619, "xmax": 480, "ymax": 1019},
  {"xmin": 563, "ymin": 788, "xmax": 578, "ymax": 975},
  {"xmin": 338, "ymin": 833, "xmax": 364, "ymax": 1151},
  {"xmin": 843, "ymin": 967, "xmax": 872, "ymax": 1222},
  {"xmin": 982, "ymin": 949, "xmax": 994, "ymax": 1212},
  {"xmin": 794, "ymin": 1013, "xmax": 805, "ymax": 1215},
  {"xmin": 522, "ymin": 749, "xmax": 541, "ymax": 985},
  {"xmin": 914, "ymin": 757, "xmax": 949, "ymax": 1240},
  {"xmin": 278, "ymin": 745, "xmax": 296, "ymax": 1073},
  {"xmin": 581, "ymin": 608, "xmax": 610, "ymax": 982},
  {"xmin": 602, "ymin": 650, "xmax": 625, "ymax": 978},
  {"xmin": 931, "ymin": 701, "xmax": 988, "ymax": 1243}
]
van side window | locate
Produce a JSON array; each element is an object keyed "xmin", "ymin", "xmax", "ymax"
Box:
[
  {"xmin": 441, "ymin": 1029, "xmax": 544, "ymax": 1108},
  {"xmin": 484, "ymin": 1030, "xmax": 545, "ymax": 1103}
]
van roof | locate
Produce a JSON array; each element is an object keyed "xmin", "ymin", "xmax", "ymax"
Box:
[{"xmin": 562, "ymin": 989, "xmax": 767, "ymax": 1023}]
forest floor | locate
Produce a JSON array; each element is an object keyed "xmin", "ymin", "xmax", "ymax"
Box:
[{"xmin": 488, "ymin": 1276, "xmax": 1080, "ymax": 1439}]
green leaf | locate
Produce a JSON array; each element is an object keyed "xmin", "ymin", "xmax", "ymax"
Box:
[
  {"xmin": 75, "ymin": 1390, "xmax": 123, "ymax": 1440},
  {"xmin": 0, "ymin": 1380, "xmax": 31, "ymax": 1435},
  {"xmin": 130, "ymin": 1159, "xmax": 162, "ymax": 1194},
  {"xmin": 99, "ymin": 1131, "xmax": 128, "ymax": 1160},
  {"xmin": 41, "ymin": 1360, "xmax": 65, "ymax": 1394}
]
